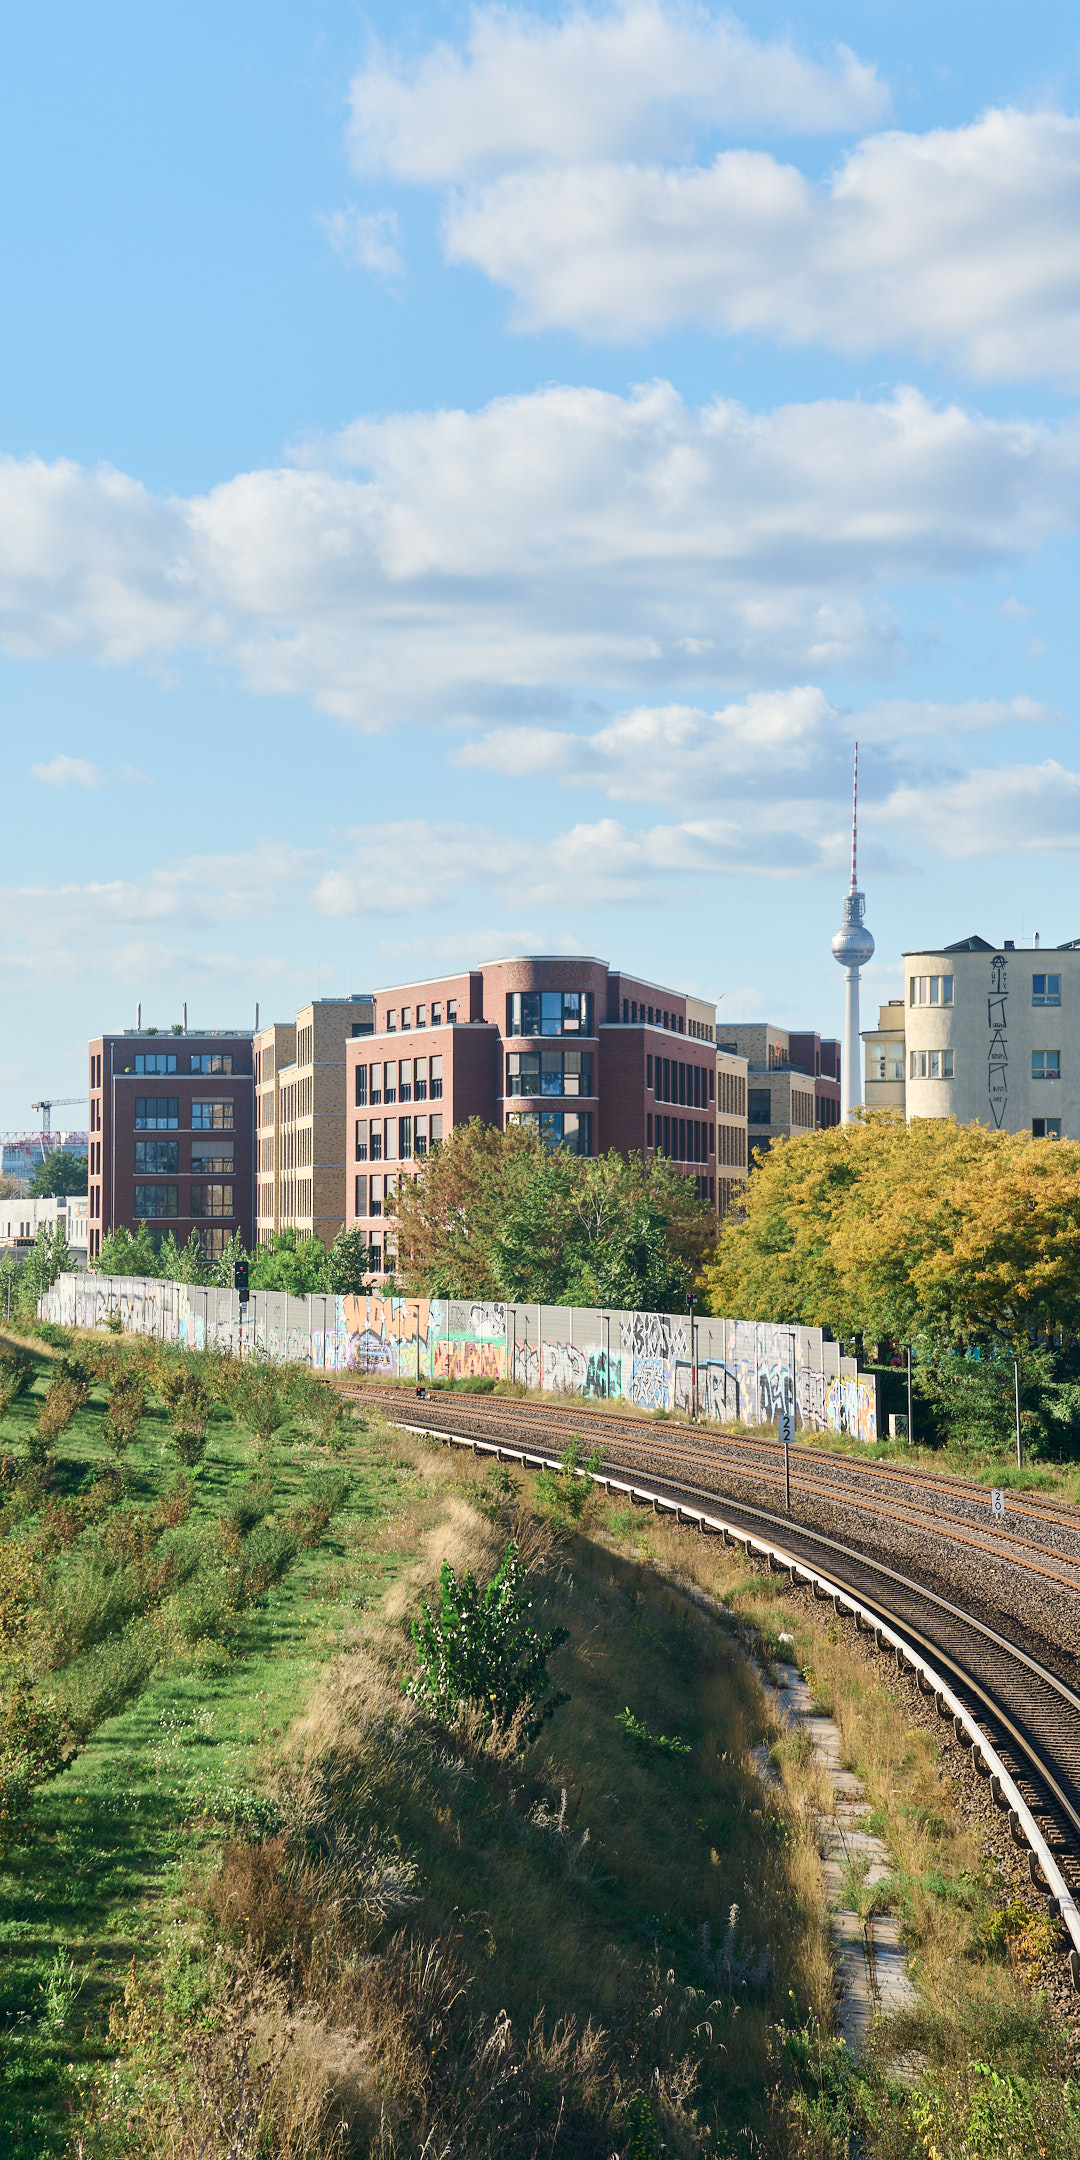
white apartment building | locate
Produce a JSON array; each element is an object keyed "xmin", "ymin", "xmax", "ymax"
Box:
[
  {"xmin": 0, "ymin": 1193, "xmax": 89, "ymax": 1261},
  {"xmin": 255, "ymin": 995, "xmax": 373, "ymax": 1246},
  {"xmin": 863, "ymin": 933, "xmax": 1080, "ymax": 1137}
]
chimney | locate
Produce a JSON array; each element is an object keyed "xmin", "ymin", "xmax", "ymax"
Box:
[
  {"xmin": 182, "ymin": 1001, "xmax": 187, "ymax": 1033},
  {"xmin": 1004, "ymin": 940, "xmax": 1015, "ymax": 951},
  {"xmin": 254, "ymin": 1001, "xmax": 260, "ymax": 1032},
  {"xmin": 136, "ymin": 1001, "xmax": 141, "ymax": 1029}
]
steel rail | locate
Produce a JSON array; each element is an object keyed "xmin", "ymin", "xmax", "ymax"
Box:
[
  {"xmin": 390, "ymin": 1414, "xmax": 1080, "ymax": 1993},
  {"xmin": 351, "ymin": 1380, "xmax": 1080, "ymax": 1534}
]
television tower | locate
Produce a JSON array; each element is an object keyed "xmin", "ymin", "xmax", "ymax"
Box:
[{"xmin": 831, "ymin": 745, "xmax": 874, "ymax": 1124}]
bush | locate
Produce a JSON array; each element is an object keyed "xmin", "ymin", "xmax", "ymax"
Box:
[
  {"xmin": 0, "ymin": 1679, "xmax": 67, "ymax": 1849},
  {"xmin": 231, "ymin": 1366, "xmax": 292, "ymax": 1447},
  {"xmin": 103, "ymin": 1369, "xmax": 148, "ymax": 1461},
  {"xmin": 535, "ymin": 1437, "xmax": 602, "ymax": 1523},
  {"xmin": 30, "ymin": 1372, "xmax": 88, "ymax": 1457},
  {"xmin": 406, "ymin": 1539, "xmax": 568, "ymax": 1738},
  {"xmin": 0, "ymin": 1350, "xmax": 33, "ymax": 1417}
]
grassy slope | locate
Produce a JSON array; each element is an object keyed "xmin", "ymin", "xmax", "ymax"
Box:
[
  {"xmin": 0, "ymin": 1344, "xmax": 416, "ymax": 2156},
  {"xmin": 1, "ymin": 1336, "xmax": 1077, "ymax": 2158}
]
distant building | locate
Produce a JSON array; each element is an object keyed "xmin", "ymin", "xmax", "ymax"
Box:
[
  {"xmin": 254, "ymin": 996, "xmax": 374, "ymax": 1247},
  {"xmin": 717, "ymin": 1025, "xmax": 841, "ymax": 1162},
  {"xmin": 87, "ymin": 1029, "xmax": 254, "ymax": 1262},
  {"xmin": 0, "ymin": 1131, "xmax": 88, "ymax": 1194},
  {"xmin": 0, "ymin": 1193, "xmax": 88, "ymax": 1262},
  {"xmin": 344, "ymin": 957, "xmax": 746, "ymax": 1277},
  {"xmin": 862, "ymin": 934, "xmax": 1080, "ymax": 1140}
]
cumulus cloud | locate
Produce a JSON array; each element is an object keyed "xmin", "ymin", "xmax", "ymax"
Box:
[
  {"xmin": 872, "ymin": 760, "xmax": 1080, "ymax": 857},
  {"xmin": 320, "ymin": 206, "xmax": 404, "ymax": 280},
  {"xmin": 456, "ymin": 689, "xmax": 1057, "ymax": 801},
  {"xmin": 30, "ymin": 754, "xmax": 154, "ymax": 788},
  {"xmin": 0, "ymin": 386, "xmax": 1076, "ymax": 725},
  {"xmin": 346, "ymin": 2, "xmax": 886, "ymax": 183},
  {"xmin": 444, "ymin": 108, "xmax": 1080, "ymax": 379}
]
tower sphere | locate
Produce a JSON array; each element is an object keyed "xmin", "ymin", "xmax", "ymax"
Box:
[{"xmin": 832, "ymin": 892, "xmax": 875, "ymax": 971}]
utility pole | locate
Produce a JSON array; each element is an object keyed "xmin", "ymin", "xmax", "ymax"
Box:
[
  {"xmin": 1014, "ymin": 1358, "xmax": 1023, "ymax": 1470},
  {"xmin": 906, "ymin": 1346, "xmax": 914, "ymax": 1445}
]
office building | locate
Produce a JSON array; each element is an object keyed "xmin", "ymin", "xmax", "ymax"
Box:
[
  {"xmin": 87, "ymin": 1029, "xmax": 254, "ymax": 1261},
  {"xmin": 344, "ymin": 958, "xmax": 747, "ymax": 1275},
  {"xmin": 718, "ymin": 1025, "xmax": 841, "ymax": 1162},
  {"xmin": 254, "ymin": 996, "xmax": 373, "ymax": 1246},
  {"xmin": 862, "ymin": 933, "xmax": 1080, "ymax": 1139}
]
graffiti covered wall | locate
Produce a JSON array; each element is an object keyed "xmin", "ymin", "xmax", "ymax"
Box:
[{"xmin": 40, "ymin": 1275, "xmax": 878, "ymax": 1439}]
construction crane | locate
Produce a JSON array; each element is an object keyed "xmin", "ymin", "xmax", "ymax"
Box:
[{"xmin": 30, "ymin": 1097, "xmax": 87, "ymax": 1144}]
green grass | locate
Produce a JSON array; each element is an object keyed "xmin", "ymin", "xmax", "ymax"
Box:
[{"xmin": 0, "ymin": 1344, "xmax": 421, "ymax": 2158}]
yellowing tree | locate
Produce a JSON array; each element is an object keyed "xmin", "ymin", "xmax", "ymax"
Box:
[{"xmin": 700, "ymin": 1113, "xmax": 1080, "ymax": 1352}]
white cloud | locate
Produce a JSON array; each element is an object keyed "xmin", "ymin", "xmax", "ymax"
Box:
[
  {"xmin": 31, "ymin": 755, "xmax": 103, "ymax": 787},
  {"xmin": 319, "ymin": 206, "xmax": 404, "ymax": 281},
  {"xmin": 873, "ymin": 760, "xmax": 1080, "ymax": 857},
  {"xmin": 0, "ymin": 386, "xmax": 1077, "ymax": 726},
  {"xmin": 346, "ymin": 2, "xmax": 886, "ymax": 183},
  {"xmin": 456, "ymin": 688, "xmax": 1057, "ymax": 801},
  {"xmin": 445, "ymin": 108, "xmax": 1080, "ymax": 380},
  {"xmin": 30, "ymin": 754, "xmax": 155, "ymax": 788}
]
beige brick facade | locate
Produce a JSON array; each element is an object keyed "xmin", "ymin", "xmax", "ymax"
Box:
[{"xmin": 255, "ymin": 996, "xmax": 372, "ymax": 1247}]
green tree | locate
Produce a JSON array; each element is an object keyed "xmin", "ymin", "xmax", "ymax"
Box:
[
  {"xmin": 19, "ymin": 1221, "xmax": 72, "ymax": 1314},
  {"xmin": 158, "ymin": 1228, "xmax": 208, "ymax": 1283},
  {"xmin": 389, "ymin": 1120, "xmax": 712, "ymax": 1308},
  {"xmin": 248, "ymin": 1230, "xmax": 329, "ymax": 1295},
  {"xmin": 28, "ymin": 1148, "xmax": 87, "ymax": 1198},
  {"xmin": 91, "ymin": 1222, "xmax": 162, "ymax": 1277},
  {"xmin": 323, "ymin": 1225, "xmax": 374, "ymax": 1295}
]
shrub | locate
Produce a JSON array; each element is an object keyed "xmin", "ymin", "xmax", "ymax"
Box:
[
  {"xmin": 103, "ymin": 1369, "xmax": 147, "ymax": 1460},
  {"xmin": 232, "ymin": 1366, "xmax": 292, "ymax": 1446},
  {"xmin": 406, "ymin": 1539, "xmax": 568, "ymax": 1738},
  {"xmin": 30, "ymin": 1371, "xmax": 88, "ymax": 1456},
  {"xmin": 535, "ymin": 1437, "xmax": 602, "ymax": 1523},
  {"xmin": 0, "ymin": 1350, "xmax": 33, "ymax": 1415},
  {"xmin": 616, "ymin": 1707, "xmax": 692, "ymax": 1759},
  {"xmin": 0, "ymin": 1678, "xmax": 67, "ymax": 1848}
]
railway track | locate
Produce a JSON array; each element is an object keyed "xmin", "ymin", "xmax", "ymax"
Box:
[{"xmin": 350, "ymin": 1381, "xmax": 1080, "ymax": 1993}]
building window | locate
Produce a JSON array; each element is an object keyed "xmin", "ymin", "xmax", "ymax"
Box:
[
  {"xmin": 646, "ymin": 1055, "xmax": 653, "ymax": 1088},
  {"xmin": 355, "ymin": 1174, "xmax": 368, "ymax": 1215},
  {"xmin": 506, "ymin": 990, "xmax": 594, "ymax": 1038},
  {"xmin": 647, "ymin": 1113, "xmax": 653, "ymax": 1145},
  {"xmin": 192, "ymin": 1141, "xmax": 233, "ymax": 1173},
  {"xmin": 134, "ymin": 1052, "xmax": 177, "ymax": 1075},
  {"xmin": 1033, "ymin": 974, "xmax": 1061, "ymax": 1006},
  {"xmin": 190, "ymin": 1183, "xmax": 234, "ymax": 1218},
  {"xmin": 415, "ymin": 1116, "xmax": 428, "ymax": 1157},
  {"xmin": 909, "ymin": 975, "xmax": 954, "ymax": 1007},
  {"xmin": 402, "ymin": 1008, "xmax": 412, "ymax": 1029},
  {"xmin": 747, "ymin": 1088, "xmax": 771, "ymax": 1125},
  {"xmin": 1032, "ymin": 1118, "xmax": 1062, "ymax": 1138},
  {"xmin": 399, "ymin": 1116, "xmax": 413, "ymax": 1160},
  {"xmin": 1032, "ymin": 1050, "xmax": 1061, "ymax": 1080},
  {"xmin": 430, "ymin": 1055, "xmax": 443, "ymax": 1099},
  {"xmin": 135, "ymin": 1096, "xmax": 179, "ymax": 1129},
  {"xmin": 387, "ymin": 1010, "xmax": 397, "ymax": 1031},
  {"xmin": 189, "ymin": 1053, "xmax": 233, "ymax": 1075},
  {"xmin": 134, "ymin": 1140, "xmax": 179, "ymax": 1174},
  {"xmin": 398, "ymin": 1060, "xmax": 412, "ymax": 1103},
  {"xmin": 430, "ymin": 1114, "xmax": 443, "ymax": 1145},
  {"xmin": 355, "ymin": 1119, "xmax": 368, "ymax": 1161},
  {"xmin": 355, "ymin": 1064, "xmax": 367, "ymax": 1106},
  {"xmin": 505, "ymin": 1050, "xmax": 593, "ymax": 1097},
  {"xmin": 199, "ymin": 1227, "xmax": 231, "ymax": 1262},
  {"xmin": 369, "ymin": 1063, "xmax": 382, "ymax": 1105},
  {"xmin": 622, "ymin": 998, "xmax": 629, "ymax": 1022},
  {"xmin": 909, "ymin": 1050, "xmax": 955, "ymax": 1078},
  {"xmin": 133, "ymin": 1183, "xmax": 178, "ymax": 1217},
  {"xmin": 383, "ymin": 1063, "xmax": 397, "ymax": 1104},
  {"xmin": 191, "ymin": 1099, "xmax": 234, "ymax": 1130},
  {"xmin": 506, "ymin": 1109, "xmax": 593, "ymax": 1154},
  {"xmin": 431, "ymin": 1003, "xmax": 442, "ymax": 1024},
  {"xmin": 414, "ymin": 1058, "xmax": 427, "ymax": 1100},
  {"xmin": 417, "ymin": 1005, "xmax": 427, "ymax": 1026},
  {"xmin": 369, "ymin": 1177, "xmax": 383, "ymax": 1217},
  {"xmin": 370, "ymin": 1125, "xmax": 383, "ymax": 1161},
  {"xmin": 447, "ymin": 1000, "xmax": 458, "ymax": 1023}
]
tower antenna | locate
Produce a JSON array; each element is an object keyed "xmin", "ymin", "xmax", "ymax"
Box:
[{"xmin": 831, "ymin": 744, "xmax": 874, "ymax": 1125}]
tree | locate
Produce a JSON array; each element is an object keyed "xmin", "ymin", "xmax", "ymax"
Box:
[
  {"xmin": 406, "ymin": 1541, "xmax": 568, "ymax": 1737},
  {"xmin": 388, "ymin": 1119, "xmax": 713, "ymax": 1308},
  {"xmin": 248, "ymin": 1230, "xmax": 329, "ymax": 1296},
  {"xmin": 28, "ymin": 1149, "xmax": 87, "ymax": 1198},
  {"xmin": 158, "ymin": 1228, "xmax": 209, "ymax": 1283},
  {"xmin": 20, "ymin": 1221, "xmax": 72, "ymax": 1313},
  {"xmin": 0, "ymin": 1175, "xmax": 25, "ymax": 1200},
  {"xmin": 323, "ymin": 1225, "xmax": 374, "ymax": 1295},
  {"xmin": 700, "ymin": 1112, "xmax": 1080, "ymax": 1354},
  {"xmin": 91, "ymin": 1222, "xmax": 161, "ymax": 1278}
]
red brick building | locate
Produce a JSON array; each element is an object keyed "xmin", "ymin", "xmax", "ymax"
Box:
[
  {"xmin": 87, "ymin": 1029, "xmax": 254, "ymax": 1261},
  {"xmin": 345, "ymin": 957, "xmax": 738, "ymax": 1275}
]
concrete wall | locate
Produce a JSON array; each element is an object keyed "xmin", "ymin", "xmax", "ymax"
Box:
[{"xmin": 40, "ymin": 1274, "xmax": 878, "ymax": 1440}]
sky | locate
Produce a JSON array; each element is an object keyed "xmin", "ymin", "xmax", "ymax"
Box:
[{"xmin": 5, "ymin": 0, "xmax": 1080, "ymax": 1127}]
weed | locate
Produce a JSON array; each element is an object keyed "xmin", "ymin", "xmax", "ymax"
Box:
[
  {"xmin": 616, "ymin": 1706, "xmax": 691, "ymax": 1757},
  {"xmin": 406, "ymin": 1538, "xmax": 569, "ymax": 1737},
  {"xmin": 535, "ymin": 1436, "xmax": 603, "ymax": 1523}
]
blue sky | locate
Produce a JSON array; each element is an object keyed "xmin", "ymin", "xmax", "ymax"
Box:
[{"xmin": 5, "ymin": 0, "xmax": 1080, "ymax": 1126}]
